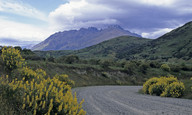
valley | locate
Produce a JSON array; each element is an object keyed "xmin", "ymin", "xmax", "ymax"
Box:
[{"xmin": 0, "ymin": 21, "xmax": 192, "ymax": 114}]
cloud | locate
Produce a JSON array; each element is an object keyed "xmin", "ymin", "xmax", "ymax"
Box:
[
  {"xmin": 142, "ymin": 28, "xmax": 173, "ymax": 39},
  {"xmin": 48, "ymin": 0, "xmax": 121, "ymax": 31},
  {"xmin": 48, "ymin": 0, "xmax": 192, "ymax": 38},
  {"xmin": 0, "ymin": 18, "xmax": 51, "ymax": 42},
  {"xmin": 0, "ymin": 0, "xmax": 46, "ymax": 21},
  {"xmin": 1, "ymin": 0, "xmax": 192, "ymax": 43}
]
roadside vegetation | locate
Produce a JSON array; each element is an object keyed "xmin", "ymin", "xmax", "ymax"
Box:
[
  {"xmin": 0, "ymin": 47, "xmax": 86, "ymax": 115},
  {"xmin": 143, "ymin": 76, "xmax": 185, "ymax": 98},
  {"xmin": 0, "ymin": 46, "xmax": 192, "ymax": 114},
  {"xmin": 19, "ymin": 46, "xmax": 192, "ymax": 99}
]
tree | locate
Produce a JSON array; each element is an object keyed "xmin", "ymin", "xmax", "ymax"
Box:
[
  {"xmin": 1, "ymin": 47, "xmax": 25, "ymax": 71},
  {"xmin": 160, "ymin": 64, "xmax": 170, "ymax": 72},
  {"xmin": 65, "ymin": 55, "xmax": 79, "ymax": 64}
]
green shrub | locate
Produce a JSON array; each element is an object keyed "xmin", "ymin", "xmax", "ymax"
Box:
[
  {"xmin": 160, "ymin": 64, "xmax": 170, "ymax": 72},
  {"xmin": 1, "ymin": 47, "xmax": 25, "ymax": 71},
  {"xmin": 124, "ymin": 61, "xmax": 137, "ymax": 75},
  {"xmin": 143, "ymin": 77, "xmax": 159, "ymax": 94},
  {"xmin": 100, "ymin": 60, "xmax": 111, "ymax": 69},
  {"xmin": 161, "ymin": 82, "xmax": 185, "ymax": 98},
  {"xmin": 148, "ymin": 81, "xmax": 167, "ymax": 96},
  {"xmin": 191, "ymin": 77, "xmax": 192, "ymax": 90}
]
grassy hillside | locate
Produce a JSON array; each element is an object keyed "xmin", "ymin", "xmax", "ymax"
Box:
[
  {"xmin": 34, "ymin": 36, "xmax": 151, "ymax": 59},
  {"xmin": 72, "ymin": 36, "xmax": 151, "ymax": 59},
  {"xmin": 119, "ymin": 21, "xmax": 192, "ymax": 60},
  {"xmin": 34, "ymin": 21, "xmax": 192, "ymax": 61}
]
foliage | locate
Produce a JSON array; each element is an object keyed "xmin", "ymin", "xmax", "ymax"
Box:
[
  {"xmin": 99, "ymin": 60, "xmax": 112, "ymax": 69},
  {"xmin": 143, "ymin": 76, "xmax": 185, "ymax": 98},
  {"xmin": 18, "ymin": 67, "xmax": 46, "ymax": 81},
  {"xmin": 191, "ymin": 77, "xmax": 192, "ymax": 90},
  {"xmin": 124, "ymin": 61, "xmax": 137, "ymax": 75},
  {"xmin": 161, "ymin": 82, "xmax": 185, "ymax": 98},
  {"xmin": 54, "ymin": 74, "xmax": 75, "ymax": 87},
  {"xmin": 160, "ymin": 64, "xmax": 170, "ymax": 72},
  {"xmin": 1, "ymin": 47, "xmax": 25, "ymax": 71},
  {"xmin": 143, "ymin": 77, "xmax": 159, "ymax": 94},
  {"xmin": 0, "ymin": 47, "xmax": 86, "ymax": 114},
  {"xmin": 65, "ymin": 55, "xmax": 79, "ymax": 64},
  {"xmin": 0, "ymin": 74, "xmax": 86, "ymax": 115},
  {"xmin": 148, "ymin": 81, "xmax": 167, "ymax": 96}
]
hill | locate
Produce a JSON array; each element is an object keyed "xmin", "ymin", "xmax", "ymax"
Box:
[
  {"xmin": 32, "ymin": 25, "xmax": 141, "ymax": 51},
  {"xmin": 34, "ymin": 21, "xmax": 192, "ymax": 61},
  {"xmin": 34, "ymin": 36, "xmax": 151, "ymax": 59},
  {"xmin": 123, "ymin": 21, "xmax": 192, "ymax": 60}
]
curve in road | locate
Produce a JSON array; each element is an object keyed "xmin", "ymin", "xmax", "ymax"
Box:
[{"xmin": 73, "ymin": 86, "xmax": 192, "ymax": 115}]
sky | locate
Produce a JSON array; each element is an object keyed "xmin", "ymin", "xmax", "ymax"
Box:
[{"xmin": 0, "ymin": 0, "xmax": 192, "ymax": 46}]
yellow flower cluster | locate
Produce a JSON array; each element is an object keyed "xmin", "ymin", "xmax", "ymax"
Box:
[
  {"xmin": 19, "ymin": 67, "xmax": 46, "ymax": 81},
  {"xmin": 54, "ymin": 74, "xmax": 75, "ymax": 87},
  {"xmin": 143, "ymin": 77, "xmax": 159, "ymax": 94},
  {"xmin": 1, "ymin": 47, "xmax": 24, "ymax": 71},
  {"xmin": 161, "ymin": 81, "xmax": 185, "ymax": 98},
  {"xmin": 0, "ymin": 46, "xmax": 86, "ymax": 114},
  {"xmin": 1, "ymin": 74, "xmax": 86, "ymax": 115},
  {"xmin": 143, "ymin": 76, "xmax": 185, "ymax": 98}
]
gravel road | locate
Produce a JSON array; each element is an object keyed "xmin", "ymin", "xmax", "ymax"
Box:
[{"xmin": 73, "ymin": 86, "xmax": 192, "ymax": 115}]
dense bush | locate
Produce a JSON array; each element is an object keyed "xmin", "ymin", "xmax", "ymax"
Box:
[
  {"xmin": 124, "ymin": 61, "xmax": 137, "ymax": 75},
  {"xmin": 191, "ymin": 77, "xmax": 192, "ymax": 90},
  {"xmin": 143, "ymin": 76, "xmax": 185, "ymax": 98},
  {"xmin": 1, "ymin": 47, "xmax": 25, "ymax": 71},
  {"xmin": 0, "ymin": 75, "xmax": 86, "ymax": 115},
  {"xmin": 161, "ymin": 82, "xmax": 185, "ymax": 97},
  {"xmin": 160, "ymin": 64, "xmax": 170, "ymax": 72},
  {"xmin": 100, "ymin": 60, "xmax": 111, "ymax": 69},
  {"xmin": 143, "ymin": 77, "xmax": 159, "ymax": 94},
  {"xmin": 54, "ymin": 74, "xmax": 75, "ymax": 87},
  {"xmin": 148, "ymin": 81, "xmax": 167, "ymax": 96},
  {"xmin": 0, "ymin": 47, "xmax": 86, "ymax": 115}
]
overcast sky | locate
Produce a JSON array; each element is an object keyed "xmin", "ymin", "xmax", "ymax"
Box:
[{"xmin": 0, "ymin": 0, "xmax": 192, "ymax": 45}]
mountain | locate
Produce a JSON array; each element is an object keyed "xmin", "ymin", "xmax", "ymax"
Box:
[
  {"xmin": 32, "ymin": 25, "xmax": 141, "ymax": 51},
  {"xmin": 34, "ymin": 21, "xmax": 192, "ymax": 60},
  {"xmin": 34, "ymin": 36, "xmax": 151, "ymax": 59},
  {"xmin": 0, "ymin": 38, "xmax": 39, "ymax": 49}
]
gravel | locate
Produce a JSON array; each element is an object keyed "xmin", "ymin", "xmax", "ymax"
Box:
[{"xmin": 73, "ymin": 86, "xmax": 192, "ymax": 115}]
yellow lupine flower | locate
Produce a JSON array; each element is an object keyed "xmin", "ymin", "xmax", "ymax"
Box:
[
  {"xmin": 33, "ymin": 109, "xmax": 36, "ymax": 115},
  {"xmin": 34, "ymin": 102, "xmax": 38, "ymax": 109},
  {"xmin": 42, "ymin": 101, "xmax": 46, "ymax": 109},
  {"xmin": 29, "ymin": 102, "xmax": 33, "ymax": 107},
  {"xmin": 58, "ymin": 103, "xmax": 63, "ymax": 112},
  {"xmin": 22, "ymin": 104, "xmax": 25, "ymax": 109}
]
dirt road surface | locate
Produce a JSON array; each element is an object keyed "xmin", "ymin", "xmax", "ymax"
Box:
[{"xmin": 73, "ymin": 86, "xmax": 192, "ymax": 115}]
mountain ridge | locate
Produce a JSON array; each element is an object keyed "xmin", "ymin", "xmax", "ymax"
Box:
[
  {"xmin": 32, "ymin": 25, "xmax": 141, "ymax": 51},
  {"xmin": 34, "ymin": 21, "xmax": 192, "ymax": 60}
]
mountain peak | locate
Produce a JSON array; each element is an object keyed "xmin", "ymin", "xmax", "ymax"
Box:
[
  {"xmin": 106, "ymin": 25, "xmax": 124, "ymax": 30},
  {"xmin": 32, "ymin": 25, "xmax": 141, "ymax": 51}
]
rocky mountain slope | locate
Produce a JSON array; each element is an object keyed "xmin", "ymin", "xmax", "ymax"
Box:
[{"xmin": 32, "ymin": 25, "xmax": 141, "ymax": 51}]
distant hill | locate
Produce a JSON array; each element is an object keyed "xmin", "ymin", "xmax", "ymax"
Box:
[
  {"xmin": 34, "ymin": 21, "xmax": 192, "ymax": 60},
  {"xmin": 121, "ymin": 21, "xmax": 192, "ymax": 60},
  {"xmin": 32, "ymin": 25, "xmax": 141, "ymax": 51}
]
